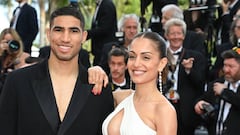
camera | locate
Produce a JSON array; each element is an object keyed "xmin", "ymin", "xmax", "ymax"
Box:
[
  {"xmin": 115, "ymin": 31, "xmax": 124, "ymax": 44},
  {"xmin": 190, "ymin": 0, "xmax": 207, "ymax": 6},
  {"xmin": 201, "ymin": 103, "xmax": 215, "ymax": 120},
  {"xmin": 7, "ymin": 40, "xmax": 20, "ymax": 53},
  {"xmin": 0, "ymin": 40, "xmax": 20, "ymax": 88},
  {"xmin": 0, "ymin": 40, "xmax": 20, "ymax": 59},
  {"xmin": 69, "ymin": 0, "xmax": 79, "ymax": 10}
]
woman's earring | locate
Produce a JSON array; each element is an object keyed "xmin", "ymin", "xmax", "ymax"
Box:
[{"xmin": 159, "ymin": 71, "xmax": 162, "ymax": 94}]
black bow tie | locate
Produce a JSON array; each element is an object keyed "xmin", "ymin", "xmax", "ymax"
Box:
[
  {"xmin": 112, "ymin": 83, "xmax": 129, "ymax": 90},
  {"xmin": 173, "ymin": 51, "xmax": 181, "ymax": 55}
]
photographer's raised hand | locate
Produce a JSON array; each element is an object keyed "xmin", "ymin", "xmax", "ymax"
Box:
[
  {"xmin": 222, "ymin": 0, "xmax": 231, "ymax": 14},
  {"xmin": 0, "ymin": 40, "xmax": 9, "ymax": 55}
]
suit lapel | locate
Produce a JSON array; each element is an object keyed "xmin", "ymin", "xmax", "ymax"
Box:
[
  {"xmin": 32, "ymin": 60, "xmax": 60, "ymax": 134},
  {"xmin": 236, "ymin": 85, "xmax": 240, "ymax": 94},
  {"xmin": 32, "ymin": 61, "xmax": 93, "ymax": 134}
]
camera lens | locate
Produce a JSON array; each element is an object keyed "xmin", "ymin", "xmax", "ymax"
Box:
[{"xmin": 8, "ymin": 40, "xmax": 20, "ymax": 52}]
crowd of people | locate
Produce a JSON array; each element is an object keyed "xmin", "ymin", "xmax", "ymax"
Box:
[{"xmin": 0, "ymin": 0, "xmax": 240, "ymax": 135}]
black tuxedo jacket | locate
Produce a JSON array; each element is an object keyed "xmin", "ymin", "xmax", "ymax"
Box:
[
  {"xmin": 198, "ymin": 78, "xmax": 240, "ymax": 135},
  {"xmin": 170, "ymin": 49, "xmax": 206, "ymax": 134},
  {"xmin": 10, "ymin": 3, "xmax": 38, "ymax": 54},
  {"xmin": 183, "ymin": 30, "xmax": 207, "ymax": 57},
  {"xmin": 87, "ymin": 0, "xmax": 117, "ymax": 64},
  {"xmin": 0, "ymin": 60, "xmax": 114, "ymax": 135}
]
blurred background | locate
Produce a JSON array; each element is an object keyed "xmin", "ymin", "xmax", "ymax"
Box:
[{"xmin": 0, "ymin": 0, "xmax": 220, "ymax": 58}]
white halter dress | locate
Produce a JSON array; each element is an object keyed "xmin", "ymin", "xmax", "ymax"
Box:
[{"xmin": 102, "ymin": 93, "xmax": 156, "ymax": 135}]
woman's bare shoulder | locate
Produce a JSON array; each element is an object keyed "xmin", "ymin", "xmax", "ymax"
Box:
[{"xmin": 156, "ymin": 96, "xmax": 175, "ymax": 113}]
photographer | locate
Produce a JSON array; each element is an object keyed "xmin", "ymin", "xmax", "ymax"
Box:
[
  {"xmin": 215, "ymin": 0, "xmax": 240, "ymax": 45},
  {"xmin": 140, "ymin": 0, "xmax": 177, "ymax": 33},
  {"xmin": 194, "ymin": 48, "xmax": 240, "ymax": 135},
  {"xmin": 0, "ymin": 28, "xmax": 29, "ymax": 93},
  {"xmin": 184, "ymin": 0, "xmax": 217, "ymax": 34}
]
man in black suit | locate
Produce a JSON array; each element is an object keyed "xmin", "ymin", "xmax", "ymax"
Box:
[
  {"xmin": 215, "ymin": 0, "xmax": 240, "ymax": 45},
  {"xmin": 0, "ymin": 6, "xmax": 113, "ymax": 135},
  {"xmin": 87, "ymin": 0, "xmax": 118, "ymax": 66},
  {"xmin": 195, "ymin": 48, "xmax": 240, "ymax": 135},
  {"xmin": 164, "ymin": 18, "xmax": 206, "ymax": 135},
  {"xmin": 10, "ymin": 0, "xmax": 38, "ymax": 54},
  {"xmin": 209, "ymin": 10, "xmax": 240, "ymax": 82}
]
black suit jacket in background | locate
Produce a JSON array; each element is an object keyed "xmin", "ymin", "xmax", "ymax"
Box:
[
  {"xmin": 10, "ymin": 3, "xmax": 39, "ymax": 54},
  {"xmin": 168, "ymin": 49, "xmax": 206, "ymax": 135},
  {"xmin": 87, "ymin": 0, "xmax": 118, "ymax": 65},
  {"xmin": 183, "ymin": 30, "xmax": 207, "ymax": 58},
  {"xmin": 197, "ymin": 78, "xmax": 240, "ymax": 135},
  {"xmin": 0, "ymin": 60, "xmax": 114, "ymax": 135}
]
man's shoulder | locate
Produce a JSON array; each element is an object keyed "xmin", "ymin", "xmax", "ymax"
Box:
[
  {"xmin": 100, "ymin": 0, "xmax": 116, "ymax": 11},
  {"xmin": 22, "ymin": 3, "xmax": 37, "ymax": 11},
  {"xmin": 103, "ymin": 41, "xmax": 121, "ymax": 50},
  {"xmin": 184, "ymin": 48, "xmax": 204, "ymax": 56},
  {"xmin": 186, "ymin": 30, "xmax": 204, "ymax": 39},
  {"xmin": 8, "ymin": 60, "xmax": 45, "ymax": 79}
]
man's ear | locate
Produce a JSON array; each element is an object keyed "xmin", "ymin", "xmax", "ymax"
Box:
[
  {"xmin": 46, "ymin": 28, "xmax": 50, "ymax": 42},
  {"xmin": 81, "ymin": 30, "xmax": 88, "ymax": 43}
]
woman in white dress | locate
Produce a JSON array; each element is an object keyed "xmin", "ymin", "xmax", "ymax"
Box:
[{"xmin": 102, "ymin": 31, "xmax": 177, "ymax": 135}]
